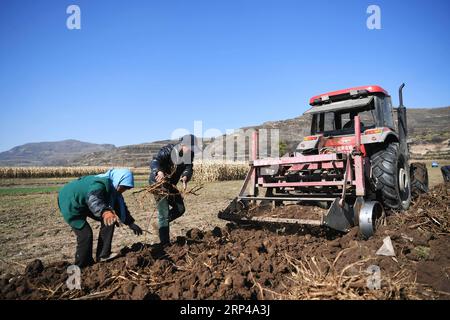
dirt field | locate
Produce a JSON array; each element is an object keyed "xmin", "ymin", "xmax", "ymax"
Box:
[
  {"xmin": 0, "ymin": 178, "xmax": 237, "ymax": 275},
  {"xmin": 0, "ymin": 165, "xmax": 448, "ymax": 300}
]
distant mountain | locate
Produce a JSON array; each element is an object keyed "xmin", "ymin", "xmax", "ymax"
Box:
[
  {"xmin": 204, "ymin": 106, "xmax": 450, "ymax": 160},
  {"xmin": 1, "ymin": 107, "xmax": 448, "ymax": 167},
  {"xmin": 0, "ymin": 140, "xmax": 116, "ymax": 166},
  {"xmin": 70, "ymin": 140, "xmax": 176, "ymax": 167},
  {"xmin": 71, "ymin": 106, "xmax": 450, "ymax": 166},
  {"xmin": 69, "ymin": 138, "xmax": 216, "ymax": 167}
]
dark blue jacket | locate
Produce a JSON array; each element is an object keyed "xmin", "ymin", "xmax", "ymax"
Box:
[{"xmin": 149, "ymin": 143, "xmax": 194, "ymax": 185}]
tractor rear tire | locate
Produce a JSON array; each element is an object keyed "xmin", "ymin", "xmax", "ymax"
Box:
[
  {"xmin": 410, "ymin": 162, "xmax": 429, "ymax": 197},
  {"xmin": 370, "ymin": 143, "xmax": 412, "ymax": 210}
]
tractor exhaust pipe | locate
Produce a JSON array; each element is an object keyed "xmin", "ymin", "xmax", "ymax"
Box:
[
  {"xmin": 399, "ymin": 83, "xmax": 405, "ymax": 108},
  {"xmin": 397, "ymin": 83, "xmax": 408, "ymax": 156}
]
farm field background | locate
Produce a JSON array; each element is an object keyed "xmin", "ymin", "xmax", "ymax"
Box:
[
  {"xmin": 0, "ymin": 178, "xmax": 242, "ymax": 275},
  {"xmin": 0, "ymin": 160, "xmax": 448, "ymax": 275}
]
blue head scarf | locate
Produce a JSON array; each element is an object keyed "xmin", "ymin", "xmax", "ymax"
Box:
[
  {"xmin": 97, "ymin": 168, "xmax": 134, "ymax": 189},
  {"xmin": 97, "ymin": 168, "xmax": 134, "ymax": 222}
]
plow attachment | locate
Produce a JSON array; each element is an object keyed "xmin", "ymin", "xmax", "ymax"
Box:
[
  {"xmin": 218, "ymin": 197, "xmax": 384, "ymax": 238},
  {"xmin": 218, "ymin": 126, "xmax": 385, "ymax": 238}
]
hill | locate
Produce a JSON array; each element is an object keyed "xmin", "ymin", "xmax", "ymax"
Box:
[
  {"xmin": 203, "ymin": 106, "xmax": 450, "ymax": 160},
  {"xmin": 2, "ymin": 107, "xmax": 448, "ymax": 167},
  {"xmin": 0, "ymin": 140, "xmax": 116, "ymax": 166},
  {"xmin": 71, "ymin": 106, "xmax": 449, "ymax": 165},
  {"xmin": 70, "ymin": 140, "xmax": 176, "ymax": 167}
]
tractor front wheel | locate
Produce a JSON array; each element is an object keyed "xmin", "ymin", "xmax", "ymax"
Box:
[{"xmin": 370, "ymin": 143, "xmax": 412, "ymax": 210}]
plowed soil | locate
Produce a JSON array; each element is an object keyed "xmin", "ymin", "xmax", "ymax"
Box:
[
  {"xmin": 1, "ymin": 184, "xmax": 449, "ymax": 300},
  {"xmin": 250, "ymin": 203, "xmax": 327, "ymax": 220}
]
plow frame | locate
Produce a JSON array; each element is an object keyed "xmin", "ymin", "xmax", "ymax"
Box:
[
  {"xmin": 239, "ymin": 116, "xmax": 365, "ymax": 203},
  {"xmin": 219, "ymin": 116, "xmax": 383, "ymax": 235}
]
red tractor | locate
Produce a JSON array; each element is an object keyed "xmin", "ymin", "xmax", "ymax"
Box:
[{"xmin": 219, "ymin": 84, "xmax": 429, "ymax": 238}]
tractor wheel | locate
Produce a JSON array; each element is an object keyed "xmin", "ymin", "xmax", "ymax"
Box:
[
  {"xmin": 370, "ymin": 143, "xmax": 411, "ymax": 210},
  {"xmin": 410, "ymin": 162, "xmax": 429, "ymax": 197}
]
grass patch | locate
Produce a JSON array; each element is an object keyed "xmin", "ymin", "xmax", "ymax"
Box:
[
  {"xmin": 413, "ymin": 246, "xmax": 431, "ymax": 260},
  {"xmin": 0, "ymin": 186, "xmax": 61, "ymax": 196}
]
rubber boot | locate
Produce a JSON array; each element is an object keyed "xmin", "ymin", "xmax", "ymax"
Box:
[
  {"xmin": 72, "ymin": 223, "xmax": 95, "ymax": 268},
  {"xmin": 96, "ymin": 222, "xmax": 115, "ymax": 261},
  {"xmin": 159, "ymin": 226, "xmax": 170, "ymax": 246}
]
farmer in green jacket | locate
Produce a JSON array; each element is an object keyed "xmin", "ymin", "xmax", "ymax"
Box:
[{"xmin": 58, "ymin": 168, "xmax": 143, "ymax": 268}]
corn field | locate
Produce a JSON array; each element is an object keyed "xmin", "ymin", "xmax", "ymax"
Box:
[
  {"xmin": 0, "ymin": 167, "xmax": 113, "ymax": 178},
  {"xmin": 192, "ymin": 161, "xmax": 248, "ymax": 182},
  {"xmin": 0, "ymin": 162, "xmax": 249, "ymax": 181}
]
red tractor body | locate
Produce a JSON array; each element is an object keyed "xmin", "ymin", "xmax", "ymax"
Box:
[{"xmin": 219, "ymin": 84, "xmax": 429, "ymax": 238}]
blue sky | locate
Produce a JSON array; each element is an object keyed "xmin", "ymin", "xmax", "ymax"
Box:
[{"xmin": 0, "ymin": 0, "xmax": 449, "ymax": 152}]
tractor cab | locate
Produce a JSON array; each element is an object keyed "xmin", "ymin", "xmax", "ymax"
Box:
[
  {"xmin": 306, "ymin": 85, "xmax": 395, "ymax": 136},
  {"xmin": 297, "ymin": 85, "xmax": 397, "ymax": 154}
]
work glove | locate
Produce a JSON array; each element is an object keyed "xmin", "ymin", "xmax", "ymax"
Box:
[
  {"xmin": 129, "ymin": 223, "xmax": 143, "ymax": 236},
  {"xmin": 102, "ymin": 210, "xmax": 119, "ymax": 226}
]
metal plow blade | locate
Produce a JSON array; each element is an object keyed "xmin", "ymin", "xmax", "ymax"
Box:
[
  {"xmin": 218, "ymin": 197, "xmax": 383, "ymax": 238},
  {"xmin": 218, "ymin": 198, "xmax": 352, "ymax": 231},
  {"xmin": 217, "ymin": 198, "xmax": 305, "ymax": 224}
]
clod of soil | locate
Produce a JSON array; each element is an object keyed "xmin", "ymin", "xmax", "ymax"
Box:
[{"xmin": 25, "ymin": 260, "xmax": 44, "ymax": 276}]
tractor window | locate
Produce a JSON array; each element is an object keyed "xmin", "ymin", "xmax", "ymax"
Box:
[
  {"xmin": 312, "ymin": 113, "xmax": 335, "ymax": 135},
  {"xmin": 340, "ymin": 109, "xmax": 377, "ymax": 130},
  {"xmin": 312, "ymin": 109, "xmax": 376, "ymax": 136},
  {"xmin": 324, "ymin": 112, "xmax": 335, "ymax": 131},
  {"xmin": 381, "ymin": 97, "xmax": 395, "ymax": 128}
]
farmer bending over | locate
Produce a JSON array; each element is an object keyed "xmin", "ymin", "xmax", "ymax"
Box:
[
  {"xmin": 58, "ymin": 168, "xmax": 143, "ymax": 268},
  {"xmin": 149, "ymin": 134, "xmax": 198, "ymax": 245}
]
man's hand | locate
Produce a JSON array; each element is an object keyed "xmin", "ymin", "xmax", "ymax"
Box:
[
  {"xmin": 129, "ymin": 223, "xmax": 143, "ymax": 236},
  {"xmin": 181, "ymin": 176, "xmax": 188, "ymax": 192},
  {"xmin": 102, "ymin": 210, "xmax": 119, "ymax": 226},
  {"xmin": 156, "ymin": 171, "xmax": 165, "ymax": 183}
]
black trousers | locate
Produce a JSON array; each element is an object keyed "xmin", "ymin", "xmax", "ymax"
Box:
[
  {"xmin": 442, "ymin": 166, "xmax": 450, "ymax": 182},
  {"xmin": 154, "ymin": 192, "xmax": 185, "ymax": 245},
  {"xmin": 72, "ymin": 220, "xmax": 115, "ymax": 268}
]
